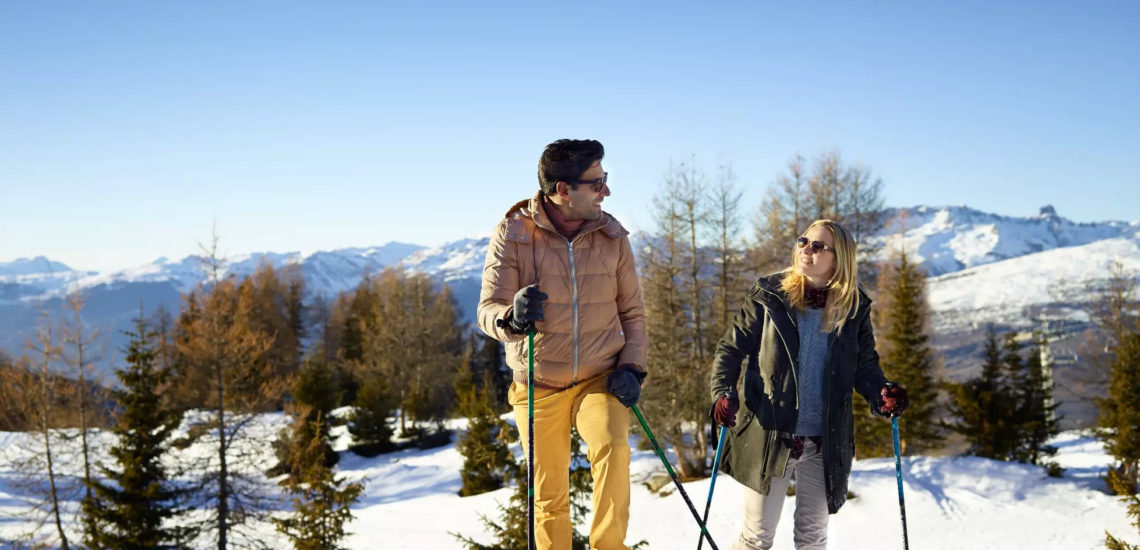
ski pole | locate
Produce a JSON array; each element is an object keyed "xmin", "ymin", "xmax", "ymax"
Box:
[
  {"xmin": 631, "ymin": 405, "xmax": 720, "ymax": 550},
  {"xmin": 696, "ymin": 424, "xmax": 728, "ymax": 550},
  {"xmin": 892, "ymin": 416, "xmax": 909, "ymax": 550},
  {"xmin": 527, "ymin": 329, "xmax": 536, "ymax": 550}
]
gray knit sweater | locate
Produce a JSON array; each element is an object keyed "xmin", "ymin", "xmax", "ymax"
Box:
[{"xmin": 795, "ymin": 307, "xmax": 829, "ymax": 437}]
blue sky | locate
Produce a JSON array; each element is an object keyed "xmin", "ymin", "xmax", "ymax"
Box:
[{"xmin": 1, "ymin": 1, "xmax": 1137, "ymax": 272}]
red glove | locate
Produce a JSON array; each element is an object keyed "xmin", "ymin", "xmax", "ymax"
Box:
[
  {"xmin": 876, "ymin": 383, "xmax": 909, "ymax": 418},
  {"xmin": 713, "ymin": 394, "xmax": 739, "ymax": 427}
]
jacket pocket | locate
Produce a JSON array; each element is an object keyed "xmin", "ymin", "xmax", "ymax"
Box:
[
  {"xmin": 761, "ymin": 428, "xmax": 789, "ymax": 480},
  {"xmin": 733, "ymin": 409, "xmax": 755, "ymax": 437}
]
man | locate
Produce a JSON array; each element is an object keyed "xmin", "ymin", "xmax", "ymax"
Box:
[{"xmin": 478, "ymin": 138, "xmax": 647, "ymax": 550}]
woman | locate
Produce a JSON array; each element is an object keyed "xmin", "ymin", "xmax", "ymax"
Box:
[{"xmin": 709, "ymin": 219, "xmax": 909, "ymax": 550}]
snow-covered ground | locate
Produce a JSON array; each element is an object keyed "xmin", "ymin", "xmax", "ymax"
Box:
[
  {"xmin": 367, "ymin": 424, "xmax": 1135, "ymax": 549},
  {"xmin": 3, "ymin": 411, "xmax": 1134, "ymax": 549}
]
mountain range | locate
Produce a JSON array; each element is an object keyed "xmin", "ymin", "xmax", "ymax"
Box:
[{"xmin": 3, "ymin": 204, "xmax": 1137, "ymax": 426}]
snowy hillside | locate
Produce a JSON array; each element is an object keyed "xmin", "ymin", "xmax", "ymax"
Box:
[
  {"xmin": 66, "ymin": 242, "xmax": 427, "ymax": 300},
  {"xmin": 0, "ymin": 243, "xmax": 428, "ymax": 368},
  {"xmin": 401, "ymin": 237, "xmax": 490, "ymax": 284},
  {"xmin": 868, "ymin": 204, "xmax": 1138, "ymax": 276},
  {"xmin": 927, "ymin": 236, "xmax": 1140, "ymax": 333},
  {"xmin": 1, "ymin": 412, "xmax": 1133, "ymax": 549}
]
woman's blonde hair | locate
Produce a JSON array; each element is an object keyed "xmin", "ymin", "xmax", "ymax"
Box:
[{"xmin": 779, "ymin": 219, "xmax": 860, "ymax": 332}]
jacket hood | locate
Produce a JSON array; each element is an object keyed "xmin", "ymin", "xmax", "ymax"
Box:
[
  {"xmin": 751, "ymin": 271, "xmax": 872, "ymax": 320},
  {"xmin": 504, "ymin": 191, "xmax": 628, "ymax": 241}
]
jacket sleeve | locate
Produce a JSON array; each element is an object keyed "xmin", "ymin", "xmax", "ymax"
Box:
[
  {"xmin": 852, "ymin": 307, "xmax": 889, "ymax": 407},
  {"xmin": 615, "ymin": 235, "xmax": 648, "ymax": 373},
  {"xmin": 477, "ymin": 220, "xmax": 526, "ymax": 343},
  {"xmin": 710, "ymin": 287, "xmax": 765, "ymax": 403}
]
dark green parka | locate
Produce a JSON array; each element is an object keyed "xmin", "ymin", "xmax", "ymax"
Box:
[{"xmin": 709, "ymin": 273, "xmax": 889, "ymax": 514}]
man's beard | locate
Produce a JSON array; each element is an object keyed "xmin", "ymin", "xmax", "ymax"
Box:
[{"xmin": 580, "ymin": 204, "xmax": 601, "ymax": 221}]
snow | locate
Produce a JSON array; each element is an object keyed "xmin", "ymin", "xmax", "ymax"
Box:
[
  {"xmin": 401, "ymin": 237, "xmax": 489, "ymax": 283},
  {"xmin": 926, "ymin": 237, "xmax": 1140, "ymax": 332},
  {"xmin": 72, "ymin": 254, "xmax": 206, "ymax": 293},
  {"xmin": 868, "ymin": 205, "xmax": 1136, "ymax": 276},
  {"xmin": 365, "ymin": 427, "xmax": 1135, "ymax": 549},
  {"xmin": 3, "ymin": 412, "xmax": 1134, "ymax": 549},
  {"xmin": 0, "ymin": 257, "xmax": 92, "ymax": 305}
]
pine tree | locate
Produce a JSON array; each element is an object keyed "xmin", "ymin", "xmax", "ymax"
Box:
[
  {"xmin": 640, "ymin": 169, "xmax": 711, "ymax": 479},
  {"xmin": 173, "ymin": 235, "xmax": 279, "ymax": 549},
  {"xmin": 89, "ymin": 316, "xmax": 194, "ymax": 549},
  {"xmin": 1106, "ymin": 457, "xmax": 1140, "ymax": 549},
  {"xmin": 453, "ymin": 430, "xmax": 600, "ymax": 550},
  {"xmin": 1099, "ymin": 329, "xmax": 1140, "ymax": 497},
  {"xmin": 341, "ymin": 280, "xmax": 377, "ymax": 365},
  {"xmin": 350, "ymin": 269, "xmax": 462, "ymax": 443},
  {"xmin": 946, "ymin": 327, "xmax": 1019, "ymax": 459},
  {"xmin": 884, "ymin": 252, "xmax": 942, "ymax": 451},
  {"xmin": 59, "ymin": 292, "xmax": 105, "ymax": 549},
  {"xmin": 470, "ymin": 333, "xmax": 509, "ymax": 410},
  {"xmin": 453, "ymin": 457, "xmax": 530, "ymax": 550},
  {"xmin": 995, "ymin": 332, "xmax": 1032, "ymax": 460},
  {"xmin": 35, "ymin": 319, "xmax": 71, "ymax": 549},
  {"xmin": 273, "ymin": 355, "xmax": 341, "ymax": 479},
  {"xmin": 455, "ymin": 350, "xmax": 515, "ymax": 497},
  {"xmin": 273, "ymin": 410, "xmax": 364, "ymax": 550},
  {"xmin": 240, "ymin": 263, "xmax": 305, "ymax": 387},
  {"xmin": 1094, "ymin": 260, "xmax": 1140, "ymax": 512},
  {"xmin": 0, "ymin": 351, "xmax": 36, "ymax": 431},
  {"xmin": 8, "ymin": 317, "xmax": 72, "ymax": 549},
  {"xmin": 862, "ymin": 251, "xmax": 942, "ymax": 455},
  {"xmin": 1013, "ymin": 333, "xmax": 1060, "ymax": 465},
  {"xmin": 347, "ymin": 372, "xmax": 397, "ymax": 456},
  {"xmin": 707, "ymin": 164, "xmax": 750, "ymax": 344},
  {"xmin": 852, "ymin": 398, "xmax": 893, "ymax": 458}
]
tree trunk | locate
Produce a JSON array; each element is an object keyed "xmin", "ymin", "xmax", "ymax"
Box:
[
  {"xmin": 38, "ymin": 344, "xmax": 70, "ymax": 550},
  {"xmin": 216, "ymin": 335, "xmax": 229, "ymax": 550}
]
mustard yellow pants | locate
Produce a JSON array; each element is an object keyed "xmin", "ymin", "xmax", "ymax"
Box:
[{"xmin": 509, "ymin": 372, "xmax": 632, "ymax": 550}]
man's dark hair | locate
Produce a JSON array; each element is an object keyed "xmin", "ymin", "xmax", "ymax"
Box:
[{"xmin": 537, "ymin": 139, "xmax": 604, "ymax": 196}]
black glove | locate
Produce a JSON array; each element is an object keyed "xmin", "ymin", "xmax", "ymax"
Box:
[
  {"xmin": 605, "ymin": 364, "xmax": 646, "ymax": 407},
  {"xmin": 874, "ymin": 382, "xmax": 909, "ymax": 418},
  {"xmin": 508, "ymin": 284, "xmax": 547, "ymax": 334}
]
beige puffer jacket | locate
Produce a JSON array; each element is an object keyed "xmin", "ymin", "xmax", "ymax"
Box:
[{"xmin": 478, "ymin": 191, "xmax": 647, "ymax": 389}]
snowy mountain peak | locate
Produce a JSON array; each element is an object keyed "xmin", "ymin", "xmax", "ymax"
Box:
[
  {"xmin": 869, "ymin": 205, "xmax": 1136, "ymax": 276},
  {"xmin": 0, "ymin": 256, "xmax": 78, "ymax": 277},
  {"xmin": 401, "ymin": 237, "xmax": 489, "ymax": 282},
  {"xmin": 0, "ymin": 256, "xmax": 94, "ymax": 301}
]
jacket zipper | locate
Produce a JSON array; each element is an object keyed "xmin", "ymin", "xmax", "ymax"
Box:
[
  {"xmin": 532, "ymin": 212, "xmax": 605, "ymax": 387},
  {"xmin": 567, "ymin": 238, "xmax": 579, "ymax": 384},
  {"xmin": 760, "ymin": 289, "xmax": 801, "ymax": 408},
  {"xmin": 782, "ymin": 304, "xmax": 800, "ymax": 410},
  {"xmin": 822, "ymin": 332, "xmax": 837, "ymax": 490}
]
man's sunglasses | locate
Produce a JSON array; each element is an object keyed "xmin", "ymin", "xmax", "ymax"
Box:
[
  {"xmin": 567, "ymin": 172, "xmax": 608, "ymax": 192},
  {"xmin": 797, "ymin": 236, "xmax": 836, "ymax": 254}
]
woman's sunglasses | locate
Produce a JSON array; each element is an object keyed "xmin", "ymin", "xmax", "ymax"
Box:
[{"xmin": 797, "ymin": 236, "xmax": 836, "ymax": 254}]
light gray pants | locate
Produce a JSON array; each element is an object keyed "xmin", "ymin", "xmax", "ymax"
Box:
[{"xmin": 732, "ymin": 439, "xmax": 828, "ymax": 550}]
